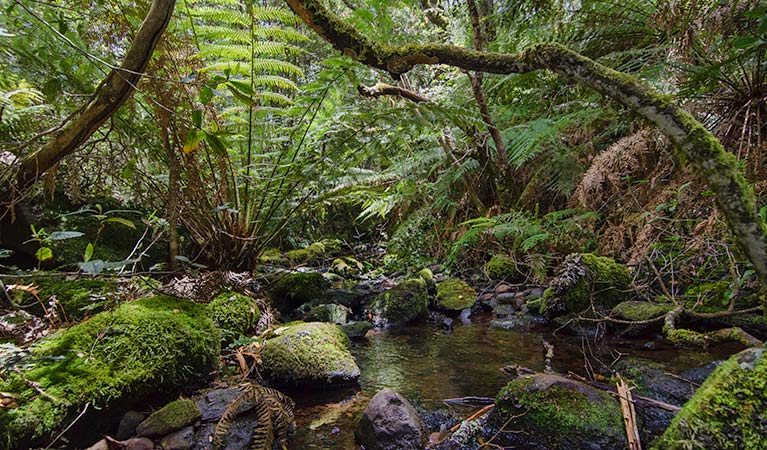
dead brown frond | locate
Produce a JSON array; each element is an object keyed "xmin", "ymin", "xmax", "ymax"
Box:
[{"xmin": 213, "ymin": 384, "xmax": 295, "ymax": 450}]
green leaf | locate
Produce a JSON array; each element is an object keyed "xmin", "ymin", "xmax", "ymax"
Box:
[
  {"xmin": 103, "ymin": 217, "xmax": 136, "ymax": 229},
  {"xmin": 200, "ymin": 86, "xmax": 213, "ymax": 104},
  {"xmin": 731, "ymin": 36, "xmax": 758, "ymax": 49},
  {"xmin": 205, "ymin": 133, "xmax": 229, "ymax": 156},
  {"xmin": 183, "ymin": 129, "xmax": 206, "ymax": 155},
  {"xmin": 47, "ymin": 231, "xmax": 85, "ymax": 241},
  {"xmin": 36, "ymin": 247, "xmax": 53, "ymax": 262},
  {"xmin": 84, "ymin": 243, "xmax": 94, "ymax": 262},
  {"xmin": 192, "ymin": 109, "xmax": 203, "ymax": 128}
]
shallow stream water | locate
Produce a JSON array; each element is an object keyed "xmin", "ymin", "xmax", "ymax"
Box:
[{"xmin": 290, "ymin": 313, "xmax": 737, "ymax": 449}]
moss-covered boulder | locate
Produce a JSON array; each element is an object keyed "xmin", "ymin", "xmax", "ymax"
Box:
[
  {"xmin": 268, "ymin": 271, "xmax": 331, "ymax": 311},
  {"xmin": 485, "ymin": 254, "xmax": 520, "ymax": 281},
  {"xmin": 7, "ymin": 276, "xmax": 118, "ymax": 321},
  {"xmin": 305, "ymin": 303, "xmax": 350, "ymax": 325},
  {"xmin": 0, "ymin": 296, "xmax": 220, "ymax": 449},
  {"xmin": 135, "ymin": 398, "xmax": 201, "ymax": 438},
  {"xmin": 494, "ymin": 373, "xmax": 626, "ymax": 449},
  {"xmin": 611, "ymin": 301, "xmax": 673, "ymax": 336},
  {"xmin": 260, "ymin": 321, "xmax": 360, "ymax": 386},
  {"xmin": 541, "ymin": 253, "xmax": 631, "ymax": 319},
  {"xmin": 206, "ymin": 291, "xmax": 261, "ymax": 343},
  {"xmin": 653, "ymin": 347, "xmax": 767, "ymax": 450},
  {"xmin": 330, "ymin": 257, "xmax": 364, "ymax": 277},
  {"xmin": 435, "ymin": 278, "xmax": 477, "ymax": 311},
  {"xmin": 369, "ymin": 278, "xmax": 428, "ymax": 327}
]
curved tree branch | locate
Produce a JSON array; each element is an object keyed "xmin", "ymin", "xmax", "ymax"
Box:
[
  {"xmin": 14, "ymin": 0, "xmax": 177, "ymax": 189},
  {"xmin": 284, "ymin": 0, "xmax": 767, "ymax": 286}
]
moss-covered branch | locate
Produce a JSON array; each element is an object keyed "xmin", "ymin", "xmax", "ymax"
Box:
[
  {"xmin": 283, "ymin": 0, "xmax": 767, "ymax": 286},
  {"xmin": 14, "ymin": 0, "xmax": 177, "ymax": 189}
]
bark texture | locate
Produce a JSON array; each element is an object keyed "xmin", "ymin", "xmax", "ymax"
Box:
[
  {"xmin": 15, "ymin": 0, "xmax": 177, "ymax": 188},
  {"xmin": 284, "ymin": 0, "xmax": 767, "ymax": 286}
]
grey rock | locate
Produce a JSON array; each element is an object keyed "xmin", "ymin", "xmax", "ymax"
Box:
[
  {"xmin": 341, "ymin": 320, "xmax": 372, "ymax": 339},
  {"xmin": 116, "ymin": 410, "xmax": 146, "ymax": 440},
  {"xmin": 161, "ymin": 426, "xmax": 195, "ymax": 450},
  {"xmin": 356, "ymin": 388, "xmax": 426, "ymax": 450},
  {"xmin": 196, "ymin": 388, "xmax": 244, "ymax": 423},
  {"xmin": 125, "ymin": 437, "xmax": 155, "ymax": 450}
]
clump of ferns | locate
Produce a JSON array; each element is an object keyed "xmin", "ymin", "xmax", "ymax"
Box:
[{"xmin": 213, "ymin": 384, "xmax": 295, "ymax": 450}]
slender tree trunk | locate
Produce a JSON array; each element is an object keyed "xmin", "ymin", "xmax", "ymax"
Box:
[
  {"xmin": 284, "ymin": 0, "xmax": 767, "ymax": 287},
  {"xmin": 14, "ymin": 0, "xmax": 176, "ymax": 189},
  {"xmin": 159, "ymin": 112, "xmax": 180, "ymax": 271}
]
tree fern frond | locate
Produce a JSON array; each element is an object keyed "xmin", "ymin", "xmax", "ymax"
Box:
[{"xmin": 189, "ymin": 7, "xmax": 250, "ymax": 26}]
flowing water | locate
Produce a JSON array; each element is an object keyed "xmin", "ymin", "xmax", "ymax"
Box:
[{"xmin": 290, "ymin": 313, "xmax": 737, "ymax": 449}]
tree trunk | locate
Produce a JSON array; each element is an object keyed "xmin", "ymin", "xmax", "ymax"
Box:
[
  {"xmin": 15, "ymin": 0, "xmax": 176, "ymax": 189},
  {"xmin": 284, "ymin": 0, "xmax": 767, "ymax": 287}
]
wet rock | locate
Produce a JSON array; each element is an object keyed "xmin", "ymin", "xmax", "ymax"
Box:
[
  {"xmin": 441, "ymin": 317, "xmax": 454, "ymax": 331},
  {"xmin": 136, "ymin": 399, "xmax": 201, "ymax": 438},
  {"xmin": 356, "ymin": 388, "xmax": 426, "ymax": 450},
  {"xmin": 196, "ymin": 388, "xmax": 243, "ymax": 423},
  {"xmin": 341, "ymin": 320, "xmax": 372, "ymax": 339},
  {"xmin": 610, "ymin": 301, "xmax": 673, "ymax": 337},
  {"xmin": 268, "ymin": 271, "xmax": 330, "ymax": 311},
  {"xmin": 490, "ymin": 315, "xmax": 546, "ymax": 330},
  {"xmin": 458, "ymin": 309, "xmax": 471, "ymax": 324},
  {"xmin": 125, "ymin": 437, "xmax": 155, "ymax": 450},
  {"xmin": 305, "ymin": 303, "xmax": 350, "ymax": 325},
  {"xmin": 161, "ymin": 426, "xmax": 195, "ymax": 450},
  {"xmin": 435, "ymin": 278, "xmax": 477, "ymax": 311},
  {"xmin": 494, "ymin": 292, "xmax": 518, "ymax": 305},
  {"xmin": 85, "ymin": 439, "xmax": 109, "ymax": 450},
  {"xmin": 116, "ymin": 410, "xmax": 146, "ymax": 440},
  {"xmin": 526, "ymin": 287, "xmax": 544, "ymax": 300},
  {"xmin": 494, "ymin": 283, "xmax": 514, "ymax": 294},
  {"xmin": 494, "ymin": 373, "xmax": 626, "ymax": 450},
  {"xmin": 541, "ymin": 253, "xmax": 631, "ymax": 319},
  {"xmin": 261, "ymin": 321, "xmax": 360, "ymax": 386},
  {"xmin": 369, "ymin": 278, "xmax": 428, "ymax": 327},
  {"xmin": 492, "ymin": 304, "xmax": 517, "ymax": 318},
  {"xmin": 654, "ymin": 348, "xmax": 767, "ymax": 450}
]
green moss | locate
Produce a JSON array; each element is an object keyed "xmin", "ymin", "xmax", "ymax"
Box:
[
  {"xmin": 305, "ymin": 303, "xmax": 350, "ymax": 324},
  {"xmin": 9, "ymin": 276, "xmax": 118, "ymax": 321},
  {"xmin": 0, "ymin": 296, "xmax": 219, "ymax": 449},
  {"xmin": 526, "ymin": 297, "xmax": 543, "ymax": 315},
  {"xmin": 612, "ymin": 301, "xmax": 672, "ymax": 321},
  {"xmin": 542, "ymin": 253, "xmax": 631, "ymax": 318},
  {"xmin": 435, "ymin": 278, "xmax": 477, "ymax": 311},
  {"xmin": 329, "ymin": 257, "xmax": 364, "ymax": 276},
  {"xmin": 261, "ymin": 321, "xmax": 360, "ymax": 385},
  {"xmin": 654, "ymin": 348, "xmax": 767, "ymax": 450},
  {"xmin": 370, "ymin": 278, "xmax": 428, "ymax": 326},
  {"xmin": 485, "ymin": 254, "xmax": 519, "ymax": 281},
  {"xmin": 206, "ymin": 291, "xmax": 261, "ymax": 343},
  {"xmin": 135, "ymin": 398, "xmax": 201, "ymax": 437},
  {"xmin": 285, "ymin": 240, "xmax": 340, "ymax": 265},
  {"xmin": 416, "ymin": 268, "xmax": 434, "ymax": 285},
  {"xmin": 495, "ymin": 374, "xmax": 625, "ymax": 448},
  {"xmin": 269, "ymin": 271, "xmax": 330, "ymax": 310},
  {"xmin": 257, "ymin": 248, "xmax": 285, "ymax": 264}
]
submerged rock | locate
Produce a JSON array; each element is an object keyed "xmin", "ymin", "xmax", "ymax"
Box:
[
  {"xmin": 356, "ymin": 388, "xmax": 426, "ymax": 450},
  {"xmin": 369, "ymin": 278, "xmax": 429, "ymax": 327},
  {"xmin": 541, "ymin": 253, "xmax": 631, "ymax": 319},
  {"xmin": 654, "ymin": 347, "xmax": 767, "ymax": 450},
  {"xmin": 435, "ymin": 278, "xmax": 477, "ymax": 311},
  {"xmin": 494, "ymin": 373, "xmax": 626, "ymax": 450},
  {"xmin": 261, "ymin": 321, "xmax": 360, "ymax": 386},
  {"xmin": 0, "ymin": 296, "xmax": 220, "ymax": 449}
]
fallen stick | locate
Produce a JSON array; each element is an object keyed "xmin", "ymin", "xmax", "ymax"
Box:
[
  {"xmin": 443, "ymin": 396, "xmax": 495, "ymax": 406},
  {"xmin": 449, "ymin": 404, "xmax": 494, "ymax": 433},
  {"xmin": 567, "ymin": 371, "xmax": 680, "ymax": 412},
  {"xmin": 617, "ymin": 373, "xmax": 642, "ymax": 450}
]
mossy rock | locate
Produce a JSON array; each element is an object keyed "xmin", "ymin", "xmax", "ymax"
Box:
[
  {"xmin": 206, "ymin": 291, "xmax": 261, "ymax": 343},
  {"xmin": 0, "ymin": 296, "xmax": 220, "ymax": 449},
  {"xmin": 369, "ymin": 278, "xmax": 428, "ymax": 327},
  {"xmin": 305, "ymin": 303, "xmax": 350, "ymax": 325},
  {"xmin": 653, "ymin": 347, "xmax": 767, "ymax": 450},
  {"xmin": 485, "ymin": 254, "xmax": 520, "ymax": 282},
  {"xmin": 135, "ymin": 398, "xmax": 201, "ymax": 438},
  {"xmin": 611, "ymin": 301, "xmax": 673, "ymax": 336},
  {"xmin": 268, "ymin": 271, "xmax": 331, "ymax": 311},
  {"xmin": 7, "ymin": 276, "xmax": 118, "ymax": 321},
  {"xmin": 541, "ymin": 253, "xmax": 631, "ymax": 319},
  {"xmin": 329, "ymin": 257, "xmax": 364, "ymax": 277},
  {"xmin": 435, "ymin": 278, "xmax": 477, "ymax": 311},
  {"xmin": 257, "ymin": 248, "xmax": 285, "ymax": 264},
  {"xmin": 494, "ymin": 373, "xmax": 626, "ymax": 449},
  {"xmin": 261, "ymin": 321, "xmax": 360, "ymax": 386}
]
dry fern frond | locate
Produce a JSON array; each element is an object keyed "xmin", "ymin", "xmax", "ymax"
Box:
[{"xmin": 213, "ymin": 384, "xmax": 295, "ymax": 450}]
